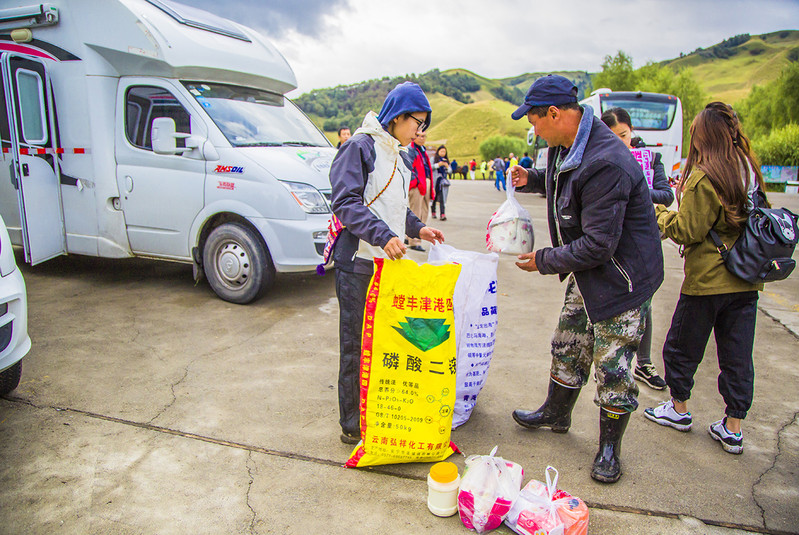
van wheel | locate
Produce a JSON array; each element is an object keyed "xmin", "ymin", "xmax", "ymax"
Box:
[
  {"xmin": 0, "ymin": 361, "xmax": 22, "ymax": 396},
  {"xmin": 203, "ymin": 223, "xmax": 275, "ymax": 304}
]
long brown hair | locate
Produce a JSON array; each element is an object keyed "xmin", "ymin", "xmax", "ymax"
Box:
[{"xmin": 679, "ymin": 102, "xmax": 767, "ymax": 229}]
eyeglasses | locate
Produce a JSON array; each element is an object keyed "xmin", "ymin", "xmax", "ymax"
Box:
[{"xmin": 407, "ymin": 114, "xmax": 427, "ymax": 132}]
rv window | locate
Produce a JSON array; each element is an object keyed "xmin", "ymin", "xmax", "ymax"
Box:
[
  {"xmin": 182, "ymin": 82, "xmax": 329, "ymax": 148},
  {"xmin": 15, "ymin": 69, "xmax": 47, "ymax": 145},
  {"xmin": 125, "ymin": 86, "xmax": 191, "ymax": 151}
]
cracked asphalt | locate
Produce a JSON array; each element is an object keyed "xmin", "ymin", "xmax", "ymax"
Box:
[{"xmin": 1, "ymin": 182, "xmax": 797, "ymax": 534}]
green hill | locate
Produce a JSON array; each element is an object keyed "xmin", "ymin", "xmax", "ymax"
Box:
[
  {"xmin": 663, "ymin": 30, "xmax": 799, "ymax": 103},
  {"xmin": 298, "ymin": 30, "xmax": 799, "ymax": 162}
]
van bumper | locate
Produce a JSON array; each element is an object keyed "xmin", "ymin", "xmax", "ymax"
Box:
[
  {"xmin": 248, "ymin": 215, "xmax": 328, "ymax": 273},
  {"xmin": 0, "ymin": 267, "xmax": 31, "ymax": 372}
]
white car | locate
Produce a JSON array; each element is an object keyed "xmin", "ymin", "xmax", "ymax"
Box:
[{"xmin": 0, "ymin": 214, "xmax": 30, "ymax": 396}]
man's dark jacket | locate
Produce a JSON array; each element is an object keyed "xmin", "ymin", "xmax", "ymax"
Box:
[{"xmin": 519, "ymin": 107, "xmax": 664, "ymax": 323}]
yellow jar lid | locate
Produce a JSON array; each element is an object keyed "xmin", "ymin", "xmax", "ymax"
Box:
[{"xmin": 429, "ymin": 462, "xmax": 458, "ymax": 483}]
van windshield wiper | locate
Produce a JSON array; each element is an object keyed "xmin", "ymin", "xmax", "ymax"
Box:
[
  {"xmin": 282, "ymin": 141, "xmax": 318, "ymax": 147},
  {"xmin": 236, "ymin": 142, "xmax": 284, "ymax": 147}
]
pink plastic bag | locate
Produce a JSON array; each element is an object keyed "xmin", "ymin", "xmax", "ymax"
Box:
[
  {"xmin": 458, "ymin": 446, "xmax": 524, "ymax": 533},
  {"xmin": 504, "ymin": 466, "xmax": 588, "ymax": 535}
]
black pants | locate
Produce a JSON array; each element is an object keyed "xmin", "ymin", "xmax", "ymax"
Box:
[
  {"xmin": 335, "ymin": 268, "xmax": 372, "ymax": 435},
  {"xmin": 662, "ymin": 291, "xmax": 758, "ymax": 420}
]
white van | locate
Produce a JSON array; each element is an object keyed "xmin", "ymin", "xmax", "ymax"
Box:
[
  {"xmin": 0, "ymin": 0, "xmax": 335, "ymax": 304},
  {"xmin": 527, "ymin": 89, "xmax": 683, "ymax": 180},
  {"xmin": 0, "ymin": 213, "xmax": 30, "ymax": 396}
]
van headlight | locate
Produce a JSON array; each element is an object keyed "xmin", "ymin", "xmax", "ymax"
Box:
[{"xmin": 280, "ymin": 181, "xmax": 330, "ymax": 214}]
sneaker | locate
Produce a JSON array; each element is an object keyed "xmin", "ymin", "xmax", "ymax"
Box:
[
  {"xmin": 431, "ymin": 213, "xmax": 437, "ymax": 219},
  {"xmin": 340, "ymin": 431, "xmax": 361, "ymax": 445},
  {"xmin": 634, "ymin": 364, "xmax": 667, "ymax": 390},
  {"xmin": 440, "ymin": 215, "xmax": 447, "ymax": 221},
  {"xmin": 409, "ymin": 245, "xmax": 425, "ymax": 252},
  {"xmin": 708, "ymin": 418, "xmax": 743, "ymax": 454},
  {"xmin": 644, "ymin": 399, "xmax": 692, "ymax": 432}
]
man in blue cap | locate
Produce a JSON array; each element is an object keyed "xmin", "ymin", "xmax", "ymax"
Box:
[{"xmin": 507, "ymin": 75, "xmax": 664, "ymax": 484}]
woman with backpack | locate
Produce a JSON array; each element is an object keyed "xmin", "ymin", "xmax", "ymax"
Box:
[{"xmin": 643, "ymin": 102, "xmax": 767, "ymax": 455}]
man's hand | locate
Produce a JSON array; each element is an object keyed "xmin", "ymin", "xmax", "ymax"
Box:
[
  {"xmin": 383, "ymin": 236, "xmax": 406, "ymax": 260},
  {"xmin": 509, "ymin": 165, "xmax": 528, "ymax": 188},
  {"xmin": 419, "ymin": 226, "xmax": 444, "ymax": 244},
  {"xmin": 515, "ymin": 251, "xmax": 538, "ymax": 272}
]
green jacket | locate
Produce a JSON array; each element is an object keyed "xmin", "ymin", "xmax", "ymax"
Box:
[{"xmin": 656, "ymin": 170, "xmax": 762, "ymax": 296}]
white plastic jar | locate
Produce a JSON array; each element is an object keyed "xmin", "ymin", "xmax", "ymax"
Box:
[{"xmin": 427, "ymin": 461, "xmax": 460, "ymax": 517}]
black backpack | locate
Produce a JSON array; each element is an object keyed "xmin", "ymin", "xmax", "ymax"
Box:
[{"xmin": 709, "ymin": 205, "xmax": 799, "ymax": 283}]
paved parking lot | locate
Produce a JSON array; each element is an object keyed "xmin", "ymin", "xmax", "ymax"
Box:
[{"xmin": 1, "ymin": 182, "xmax": 797, "ymax": 534}]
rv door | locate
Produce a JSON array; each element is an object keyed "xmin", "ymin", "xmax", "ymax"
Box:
[{"xmin": 0, "ymin": 53, "xmax": 66, "ymax": 265}]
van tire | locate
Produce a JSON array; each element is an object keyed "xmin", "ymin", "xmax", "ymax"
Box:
[
  {"xmin": 203, "ymin": 223, "xmax": 275, "ymax": 304},
  {"xmin": 0, "ymin": 360, "xmax": 22, "ymax": 396}
]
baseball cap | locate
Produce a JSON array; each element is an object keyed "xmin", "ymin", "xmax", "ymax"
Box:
[{"xmin": 511, "ymin": 75, "xmax": 579, "ymax": 120}]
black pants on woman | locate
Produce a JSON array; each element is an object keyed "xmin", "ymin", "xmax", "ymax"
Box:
[
  {"xmin": 335, "ymin": 268, "xmax": 372, "ymax": 436},
  {"xmin": 662, "ymin": 291, "xmax": 758, "ymax": 420}
]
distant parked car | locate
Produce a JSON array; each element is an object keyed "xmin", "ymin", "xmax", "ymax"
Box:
[{"xmin": 0, "ymin": 214, "xmax": 30, "ymax": 396}]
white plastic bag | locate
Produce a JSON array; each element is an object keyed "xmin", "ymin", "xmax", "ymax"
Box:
[
  {"xmin": 428, "ymin": 244, "xmax": 499, "ymax": 428},
  {"xmin": 458, "ymin": 446, "xmax": 524, "ymax": 533},
  {"xmin": 486, "ymin": 188, "xmax": 534, "ymax": 255},
  {"xmin": 504, "ymin": 466, "xmax": 589, "ymax": 535}
]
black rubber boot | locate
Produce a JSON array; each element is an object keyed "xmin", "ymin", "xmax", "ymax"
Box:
[
  {"xmin": 591, "ymin": 408, "xmax": 631, "ymax": 483},
  {"xmin": 512, "ymin": 380, "xmax": 581, "ymax": 433}
]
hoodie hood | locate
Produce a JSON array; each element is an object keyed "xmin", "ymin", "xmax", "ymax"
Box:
[{"xmin": 376, "ymin": 82, "xmax": 432, "ymax": 130}]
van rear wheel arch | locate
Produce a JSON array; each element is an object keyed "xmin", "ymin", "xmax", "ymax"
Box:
[{"xmin": 199, "ymin": 215, "xmax": 275, "ymax": 304}]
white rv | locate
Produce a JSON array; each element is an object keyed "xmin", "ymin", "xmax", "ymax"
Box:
[{"xmin": 0, "ymin": 0, "xmax": 335, "ymax": 304}]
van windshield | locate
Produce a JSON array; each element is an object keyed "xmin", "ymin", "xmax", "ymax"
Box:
[
  {"xmin": 600, "ymin": 97, "xmax": 677, "ymax": 131},
  {"xmin": 182, "ymin": 82, "xmax": 330, "ymax": 147}
]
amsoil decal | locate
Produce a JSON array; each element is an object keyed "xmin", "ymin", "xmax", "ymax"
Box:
[
  {"xmin": 217, "ymin": 181, "xmax": 235, "ymax": 191},
  {"xmin": 214, "ymin": 165, "xmax": 244, "ymax": 174}
]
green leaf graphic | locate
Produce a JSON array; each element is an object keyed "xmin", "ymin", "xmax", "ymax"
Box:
[{"xmin": 392, "ymin": 317, "xmax": 451, "ymax": 352}]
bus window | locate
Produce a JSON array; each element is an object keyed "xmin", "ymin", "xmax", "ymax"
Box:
[{"xmin": 600, "ymin": 98, "xmax": 677, "ymax": 131}]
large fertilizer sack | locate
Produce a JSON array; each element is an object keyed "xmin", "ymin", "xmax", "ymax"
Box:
[
  {"xmin": 428, "ymin": 244, "xmax": 499, "ymax": 428},
  {"xmin": 346, "ymin": 258, "xmax": 461, "ymax": 467}
]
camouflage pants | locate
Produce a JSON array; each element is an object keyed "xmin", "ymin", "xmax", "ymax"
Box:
[{"xmin": 549, "ymin": 275, "xmax": 650, "ymax": 413}]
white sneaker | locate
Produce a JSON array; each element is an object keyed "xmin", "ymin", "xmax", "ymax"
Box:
[
  {"xmin": 708, "ymin": 418, "xmax": 743, "ymax": 454},
  {"xmin": 644, "ymin": 399, "xmax": 692, "ymax": 432}
]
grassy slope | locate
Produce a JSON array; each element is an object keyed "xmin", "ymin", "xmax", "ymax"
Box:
[
  {"xmin": 426, "ymin": 98, "xmax": 523, "ymax": 163},
  {"xmin": 664, "ymin": 30, "xmax": 799, "ymax": 103}
]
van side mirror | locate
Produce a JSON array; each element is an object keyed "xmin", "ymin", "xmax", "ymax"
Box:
[{"xmin": 152, "ymin": 117, "xmax": 181, "ymax": 155}]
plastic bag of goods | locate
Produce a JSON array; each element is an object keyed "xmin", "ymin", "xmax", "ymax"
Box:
[
  {"xmin": 486, "ymin": 188, "xmax": 534, "ymax": 254},
  {"xmin": 504, "ymin": 466, "xmax": 588, "ymax": 535},
  {"xmin": 428, "ymin": 244, "xmax": 499, "ymax": 428},
  {"xmin": 346, "ymin": 258, "xmax": 462, "ymax": 468},
  {"xmin": 458, "ymin": 446, "xmax": 524, "ymax": 533}
]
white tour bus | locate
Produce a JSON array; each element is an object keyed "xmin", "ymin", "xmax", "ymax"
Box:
[
  {"xmin": 0, "ymin": 0, "xmax": 335, "ymax": 304},
  {"xmin": 527, "ymin": 89, "xmax": 683, "ymax": 180}
]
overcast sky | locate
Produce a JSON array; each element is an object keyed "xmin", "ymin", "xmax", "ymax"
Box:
[{"xmin": 186, "ymin": 0, "xmax": 799, "ymax": 96}]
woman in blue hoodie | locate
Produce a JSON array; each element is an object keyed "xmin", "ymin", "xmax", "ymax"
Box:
[{"xmin": 328, "ymin": 82, "xmax": 445, "ymax": 444}]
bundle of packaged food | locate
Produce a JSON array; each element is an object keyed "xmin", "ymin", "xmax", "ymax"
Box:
[
  {"xmin": 457, "ymin": 446, "xmax": 524, "ymax": 533},
  {"xmin": 486, "ymin": 188, "xmax": 534, "ymax": 255},
  {"xmin": 504, "ymin": 466, "xmax": 588, "ymax": 535}
]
